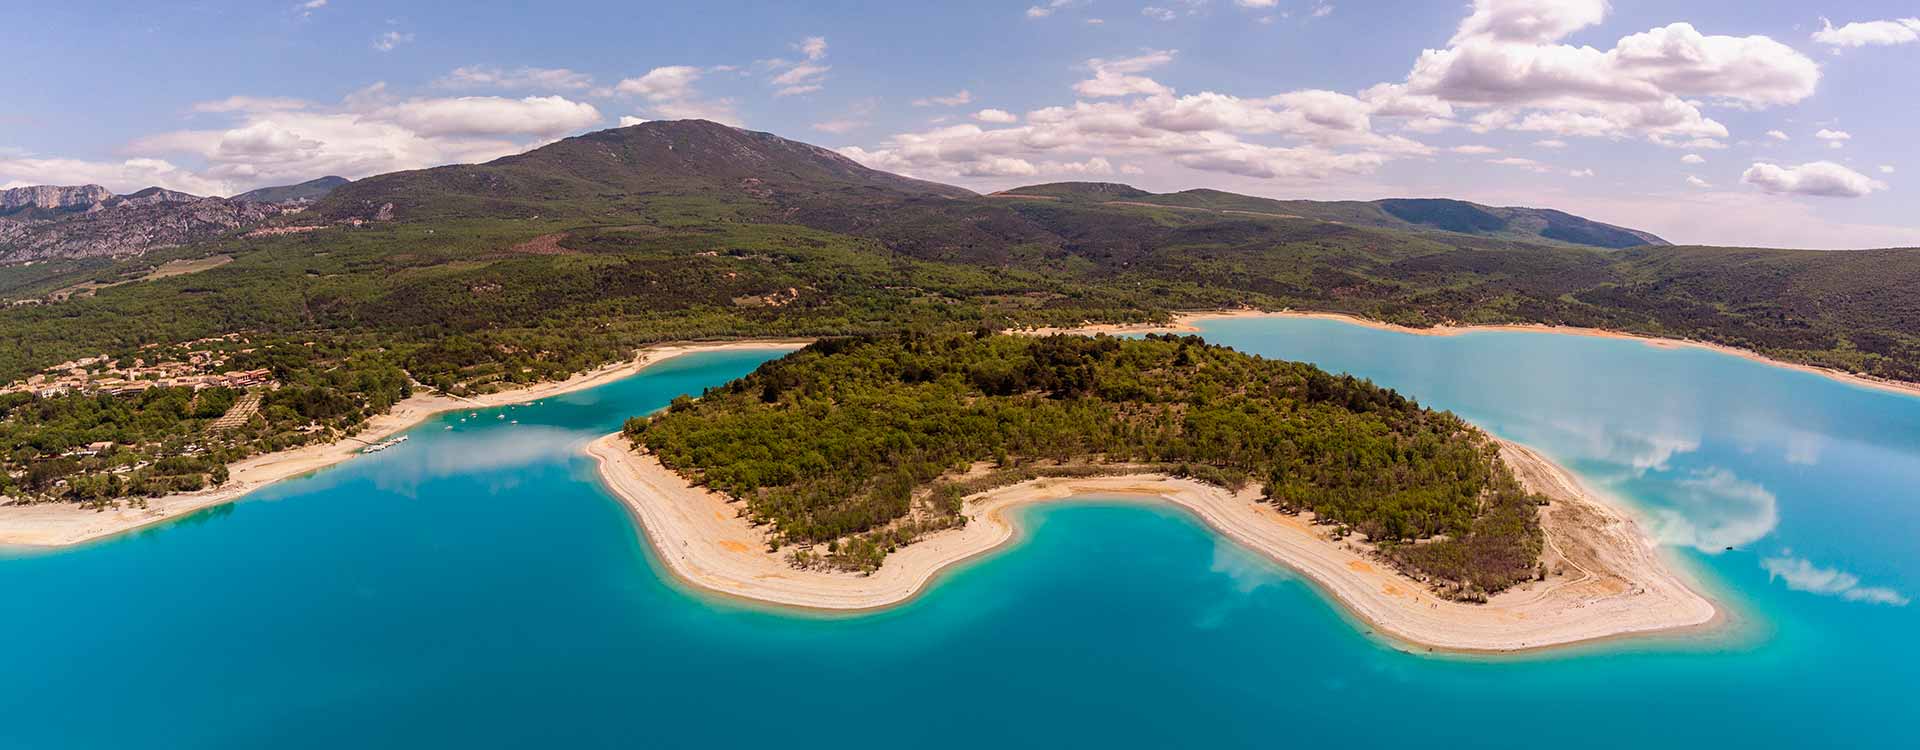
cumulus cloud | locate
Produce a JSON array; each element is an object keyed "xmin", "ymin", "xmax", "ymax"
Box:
[
  {"xmin": 0, "ymin": 156, "xmax": 232, "ymax": 195},
  {"xmin": 618, "ymin": 115, "xmax": 648, "ymax": 127},
  {"xmin": 761, "ymin": 37, "xmax": 831, "ymax": 97},
  {"xmin": 842, "ymin": 48, "xmax": 1434, "ymax": 188},
  {"xmin": 612, "ymin": 66, "xmax": 740, "ymax": 125},
  {"xmin": 913, "ymin": 90, "xmax": 973, "ymax": 107},
  {"xmin": 1075, "ymin": 50, "xmax": 1178, "ymax": 98},
  {"xmin": 1814, "ymin": 128, "xmax": 1851, "ymax": 148},
  {"xmin": 1681, "ymin": 153, "xmax": 1706, "ymax": 164},
  {"xmin": 5, "ymin": 84, "xmax": 608, "ymax": 195},
  {"xmin": 1568, "ymin": 167, "xmax": 1593, "ymax": 177},
  {"xmin": 1762, "ymin": 555, "xmax": 1909, "ymax": 606},
  {"xmin": 1394, "ymin": 1, "xmax": 1818, "ymax": 146},
  {"xmin": 1686, "ymin": 175, "xmax": 1711, "ymax": 188},
  {"xmin": 1811, "ymin": 17, "xmax": 1920, "ymax": 47},
  {"xmin": 1881, "ymin": 165, "xmax": 1896, "ymax": 174},
  {"xmin": 1765, "ymin": 129, "xmax": 1790, "ymax": 141},
  {"xmin": 1451, "ymin": 144, "xmax": 1499, "ymax": 154},
  {"xmin": 1742, "ymin": 161, "xmax": 1886, "ymax": 198},
  {"xmin": 375, "ymin": 95, "xmax": 602, "ymax": 138}
]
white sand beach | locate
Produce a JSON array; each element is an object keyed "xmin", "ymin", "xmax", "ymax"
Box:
[{"xmin": 587, "ymin": 433, "xmax": 1719, "ymax": 653}]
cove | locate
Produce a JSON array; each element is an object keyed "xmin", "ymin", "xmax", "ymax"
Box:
[{"xmin": 3, "ymin": 321, "xmax": 1917, "ymax": 749}]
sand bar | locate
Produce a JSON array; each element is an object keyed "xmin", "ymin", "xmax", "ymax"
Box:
[
  {"xmin": 1025, "ymin": 309, "xmax": 1920, "ymax": 400},
  {"xmin": 0, "ymin": 340, "xmax": 807, "ymax": 549},
  {"xmin": 587, "ymin": 433, "xmax": 1718, "ymax": 653}
]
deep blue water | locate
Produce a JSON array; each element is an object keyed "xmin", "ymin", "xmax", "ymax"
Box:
[{"xmin": 3, "ymin": 323, "xmax": 1916, "ymax": 749}]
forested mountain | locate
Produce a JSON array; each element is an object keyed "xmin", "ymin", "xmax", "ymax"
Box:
[
  {"xmin": 627, "ymin": 333, "xmax": 1544, "ymax": 597},
  {"xmin": 992, "ymin": 183, "xmax": 1668, "ymax": 249}
]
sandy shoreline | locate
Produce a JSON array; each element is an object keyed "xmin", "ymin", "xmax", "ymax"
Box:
[
  {"xmin": 1026, "ymin": 309, "xmax": 1920, "ymax": 400},
  {"xmin": 587, "ymin": 433, "xmax": 1718, "ymax": 653},
  {"xmin": 0, "ymin": 340, "xmax": 807, "ymax": 549}
]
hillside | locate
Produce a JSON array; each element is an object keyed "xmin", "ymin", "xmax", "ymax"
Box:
[
  {"xmin": 0, "ymin": 186, "xmax": 296, "ymax": 264},
  {"xmin": 993, "ymin": 183, "xmax": 1668, "ymax": 249},
  {"xmin": 231, "ymin": 176, "xmax": 350, "ymax": 204},
  {"xmin": 627, "ymin": 333, "xmax": 1544, "ymax": 596}
]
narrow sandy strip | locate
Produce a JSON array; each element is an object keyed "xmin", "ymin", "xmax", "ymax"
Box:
[
  {"xmin": 0, "ymin": 341, "xmax": 808, "ymax": 548},
  {"xmin": 587, "ymin": 433, "xmax": 1718, "ymax": 653},
  {"xmin": 1025, "ymin": 309, "xmax": 1920, "ymax": 400}
]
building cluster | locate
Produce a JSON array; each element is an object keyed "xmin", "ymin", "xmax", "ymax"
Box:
[{"xmin": 2, "ymin": 349, "xmax": 275, "ymax": 399}]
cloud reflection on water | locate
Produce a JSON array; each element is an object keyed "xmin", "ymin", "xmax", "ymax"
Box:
[{"xmin": 1761, "ymin": 555, "xmax": 1909, "ymax": 606}]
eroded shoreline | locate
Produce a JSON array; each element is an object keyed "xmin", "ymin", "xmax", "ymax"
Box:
[
  {"xmin": 0, "ymin": 340, "xmax": 807, "ymax": 548},
  {"xmin": 587, "ymin": 433, "xmax": 1719, "ymax": 653}
]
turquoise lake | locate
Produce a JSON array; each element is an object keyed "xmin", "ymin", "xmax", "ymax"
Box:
[{"xmin": 4, "ymin": 319, "xmax": 1917, "ymax": 748}]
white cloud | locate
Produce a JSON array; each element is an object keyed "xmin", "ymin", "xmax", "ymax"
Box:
[
  {"xmin": 1451, "ymin": 144, "xmax": 1499, "ymax": 154},
  {"xmin": 438, "ymin": 66, "xmax": 593, "ymax": 91},
  {"xmin": 811, "ymin": 119, "xmax": 866, "ymax": 134},
  {"xmin": 1881, "ymin": 165, "xmax": 1896, "ymax": 174},
  {"xmin": 295, "ymin": 0, "xmax": 326, "ymax": 19},
  {"xmin": 913, "ymin": 90, "xmax": 973, "ymax": 107},
  {"xmin": 843, "ymin": 50, "xmax": 1431, "ymax": 188},
  {"xmin": 1026, "ymin": 0, "xmax": 1084, "ymax": 19},
  {"xmin": 1396, "ymin": 2, "xmax": 1818, "ymax": 146},
  {"xmin": 1686, "ymin": 175, "xmax": 1711, "ymax": 188},
  {"xmin": 1075, "ymin": 50, "xmax": 1178, "ymax": 98},
  {"xmin": 376, "ymin": 96, "xmax": 602, "ymax": 139},
  {"xmin": 10, "ymin": 86, "xmax": 608, "ymax": 195},
  {"xmin": 1762, "ymin": 556, "xmax": 1909, "ymax": 606},
  {"xmin": 373, "ymin": 31, "xmax": 414, "ymax": 52},
  {"xmin": 762, "ymin": 38, "xmax": 832, "ymax": 97},
  {"xmin": 1765, "ymin": 129, "xmax": 1790, "ymax": 141},
  {"xmin": 618, "ymin": 116, "xmax": 648, "ymax": 127},
  {"xmin": 1814, "ymin": 128, "xmax": 1851, "ymax": 149},
  {"xmin": 1535, "ymin": 138, "xmax": 1567, "ymax": 148},
  {"xmin": 612, "ymin": 66, "xmax": 740, "ymax": 125},
  {"xmin": 1488, "ymin": 156, "xmax": 1550, "ymax": 172},
  {"xmin": 1568, "ymin": 167, "xmax": 1593, "ymax": 177},
  {"xmin": 972, "ymin": 108, "xmax": 1018, "ymax": 124},
  {"xmin": 1143, "ymin": 7, "xmax": 1177, "ymax": 22},
  {"xmin": 1311, "ymin": 2, "xmax": 1334, "ymax": 18},
  {"xmin": 615, "ymin": 66, "xmax": 702, "ymax": 101},
  {"xmin": 1812, "ymin": 17, "xmax": 1920, "ymax": 47},
  {"xmin": 0, "ymin": 156, "xmax": 231, "ymax": 196},
  {"xmin": 1681, "ymin": 153, "xmax": 1706, "ymax": 164},
  {"xmin": 1236, "ymin": 0, "xmax": 1278, "ymax": 7},
  {"xmin": 1742, "ymin": 161, "xmax": 1886, "ymax": 198}
]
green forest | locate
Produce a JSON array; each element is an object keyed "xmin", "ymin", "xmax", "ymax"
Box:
[{"xmin": 626, "ymin": 333, "xmax": 1545, "ymax": 599}]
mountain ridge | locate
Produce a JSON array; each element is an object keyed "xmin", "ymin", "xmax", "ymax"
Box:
[{"xmin": 994, "ymin": 182, "xmax": 1667, "ymax": 249}]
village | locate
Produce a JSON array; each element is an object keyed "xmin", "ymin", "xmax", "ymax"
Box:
[{"xmin": 1, "ymin": 337, "xmax": 275, "ymax": 399}]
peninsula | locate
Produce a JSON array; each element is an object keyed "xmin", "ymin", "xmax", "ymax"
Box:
[{"xmin": 592, "ymin": 333, "xmax": 1716, "ymax": 651}]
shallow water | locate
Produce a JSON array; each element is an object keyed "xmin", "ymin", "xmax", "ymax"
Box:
[{"xmin": 3, "ymin": 323, "xmax": 1916, "ymax": 749}]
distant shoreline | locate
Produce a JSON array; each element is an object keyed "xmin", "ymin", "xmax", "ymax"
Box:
[
  {"xmin": 0, "ymin": 340, "xmax": 808, "ymax": 549},
  {"xmin": 1024, "ymin": 309, "xmax": 1920, "ymax": 400},
  {"xmin": 587, "ymin": 433, "xmax": 1719, "ymax": 654}
]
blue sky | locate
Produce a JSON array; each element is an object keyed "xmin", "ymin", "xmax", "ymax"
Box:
[{"xmin": 4, "ymin": 1, "xmax": 1916, "ymax": 248}]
